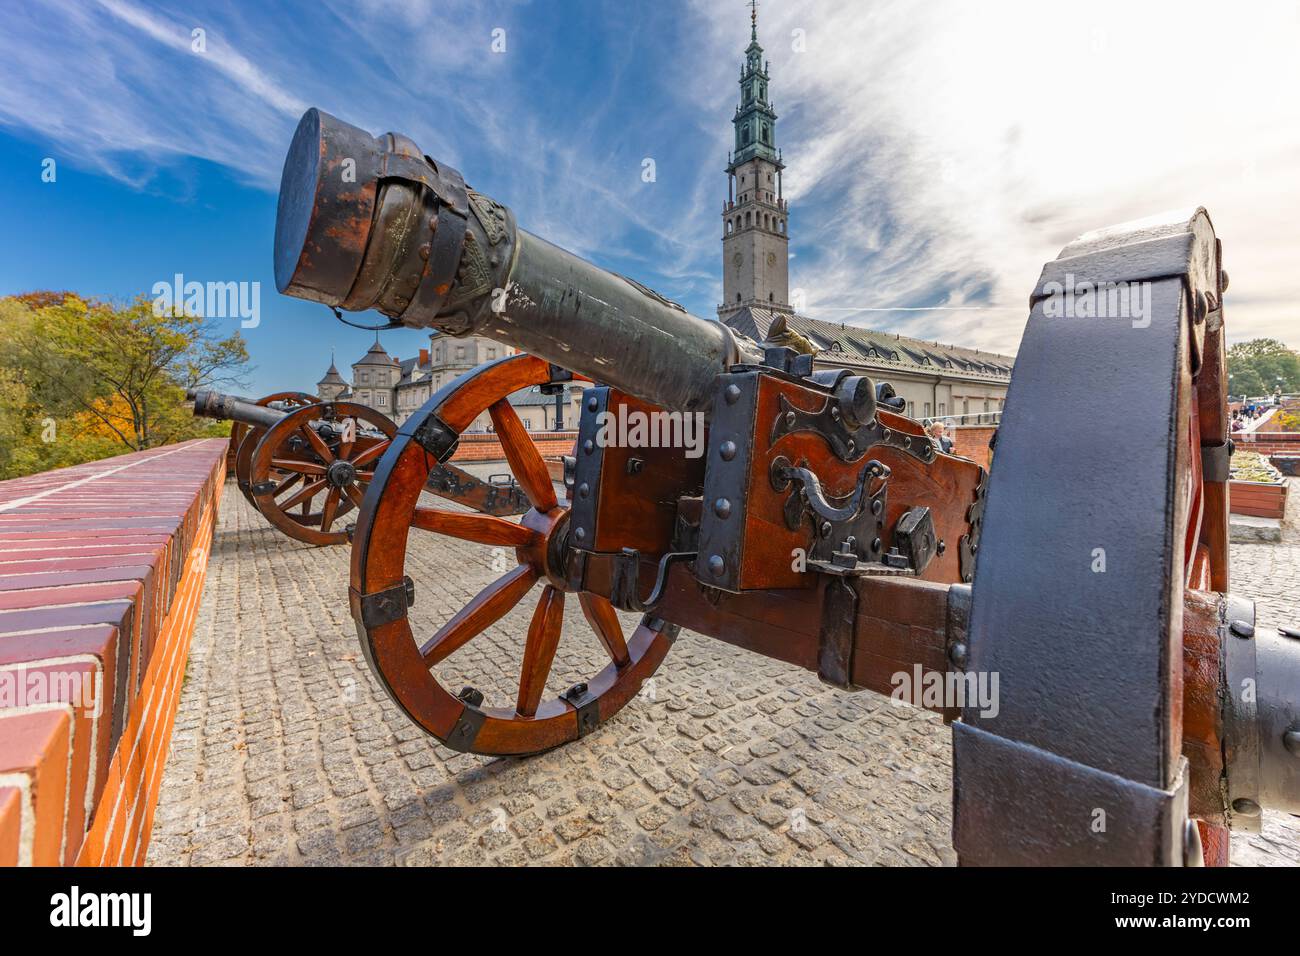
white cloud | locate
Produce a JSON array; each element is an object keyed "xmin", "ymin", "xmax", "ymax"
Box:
[
  {"xmin": 2, "ymin": 0, "xmax": 1297, "ymax": 357},
  {"xmin": 688, "ymin": 0, "xmax": 1300, "ymax": 353}
]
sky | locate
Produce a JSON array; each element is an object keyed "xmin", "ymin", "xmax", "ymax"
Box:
[{"xmin": 2, "ymin": 0, "xmax": 1298, "ymax": 397}]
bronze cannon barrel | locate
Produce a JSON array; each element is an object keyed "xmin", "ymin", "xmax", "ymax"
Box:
[
  {"xmin": 190, "ymin": 389, "xmax": 285, "ymax": 430},
  {"xmin": 273, "ymin": 108, "xmax": 761, "ymax": 416}
]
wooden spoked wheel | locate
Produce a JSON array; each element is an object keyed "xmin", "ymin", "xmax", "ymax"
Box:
[
  {"xmin": 956, "ymin": 209, "xmax": 1235, "ymax": 866},
  {"xmin": 350, "ymin": 353, "xmax": 676, "ymax": 756},
  {"xmin": 250, "ymin": 401, "xmax": 396, "ymax": 546},
  {"xmin": 233, "ymin": 391, "xmax": 319, "ymax": 510}
]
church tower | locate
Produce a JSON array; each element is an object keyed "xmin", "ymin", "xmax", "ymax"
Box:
[{"xmin": 719, "ymin": 4, "xmax": 790, "ymax": 320}]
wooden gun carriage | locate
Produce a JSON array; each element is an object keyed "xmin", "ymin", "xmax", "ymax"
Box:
[
  {"xmin": 189, "ymin": 387, "xmax": 532, "ymax": 545},
  {"xmin": 267, "ymin": 108, "xmax": 1300, "ymax": 865}
]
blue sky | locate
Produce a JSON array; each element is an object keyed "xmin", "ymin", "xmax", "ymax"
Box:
[{"xmin": 3, "ymin": 0, "xmax": 1298, "ymax": 397}]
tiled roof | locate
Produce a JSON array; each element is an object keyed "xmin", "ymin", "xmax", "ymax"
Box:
[
  {"xmin": 317, "ymin": 361, "xmax": 347, "ymax": 387},
  {"xmin": 507, "ymin": 384, "xmax": 580, "ymax": 407},
  {"xmin": 353, "ymin": 337, "xmax": 399, "ymax": 368},
  {"xmin": 723, "ymin": 306, "xmax": 1015, "ymax": 380}
]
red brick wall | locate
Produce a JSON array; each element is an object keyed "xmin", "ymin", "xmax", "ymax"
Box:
[
  {"xmin": 951, "ymin": 425, "xmax": 997, "ymax": 471},
  {"xmin": 1234, "ymin": 431, "xmax": 1300, "ymax": 457},
  {"xmin": 0, "ymin": 439, "xmax": 226, "ymax": 866},
  {"xmin": 450, "ymin": 431, "xmax": 578, "ymax": 463}
]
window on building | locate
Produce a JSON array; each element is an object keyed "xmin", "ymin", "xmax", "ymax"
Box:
[
  {"xmin": 924, "ymin": 403, "xmax": 931, "ymax": 418},
  {"xmin": 360, "ymin": 371, "xmax": 369, "ymax": 384},
  {"xmin": 487, "ymin": 347, "xmax": 496, "ymax": 359},
  {"xmin": 938, "ymin": 403, "xmax": 946, "ymax": 415},
  {"xmin": 377, "ymin": 393, "xmax": 387, "ymax": 406},
  {"xmin": 455, "ymin": 346, "xmax": 465, "ymax": 360},
  {"xmin": 907, "ymin": 401, "xmax": 915, "ymax": 417}
]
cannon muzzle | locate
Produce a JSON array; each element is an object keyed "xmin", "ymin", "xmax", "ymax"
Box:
[
  {"xmin": 191, "ymin": 389, "xmax": 287, "ymax": 431},
  {"xmin": 274, "ymin": 108, "xmax": 760, "ymax": 415}
]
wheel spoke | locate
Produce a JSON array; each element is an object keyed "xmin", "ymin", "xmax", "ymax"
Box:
[
  {"xmin": 320, "ymin": 488, "xmax": 341, "ymax": 533},
  {"xmin": 272, "ymin": 457, "xmax": 326, "ymax": 475},
  {"xmin": 299, "ymin": 424, "xmax": 336, "ymax": 464},
  {"xmin": 516, "ymin": 586, "xmax": 565, "ymax": 717},
  {"xmin": 421, "ymin": 564, "xmax": 539, "ymax": 665},
  {"xmin": 350, "ymin": 439, "xmax": 392, "ymax": 469},
  {"xmin": 336, "ymin": 426, "xmax": 355, "ymax": 462},
  {"xmin": 343, "ymin": 482, "xmax": 366, "ymax": 510},
  {"xmin": 270, "ymin": 471, "xmax": 303, "ymax": 497},
  {"xmin": 578, "ymin": 593, "xmax": 631, "ymax": 668},
  {"xmin": 489, "ymin": 400, "xmax": 558, "ymax": 512},
  {"xmin": 411, "ymin": 508, "xmax": 539, "ymax": 547},
  {"xmin": 279, "ymin": 478, "xmax": 326, "ymax": 512}
]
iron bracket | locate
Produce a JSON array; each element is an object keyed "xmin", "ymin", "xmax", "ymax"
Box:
[
  {"xmin": 1201, "ymin": 441, "xmax": 1233, "ymax": 483},
  {"xmin": 356, "ymin": 576, "xmax": 415, "ymax": 629},
  {"xmin": 442, "ymin": 703, "xmax": 487, "ymax": 753},
  {"xmin": 817, "ymin": 576, "xmax": 859, "ymax": 689},
  {"xmin": 953, "ymin": 723, "xmax": 1193, "ymax": 865},
  {"xmin": 958, "ymin": 466, "xmax": 987, "ymax": 584},
  {"xmin": 562, "ymin": 682, "xmax": 600, "ymax": 737},
  {"xmin": 609, "ymin": 548, "xmax": 697, "ymax": 613},
  {"xmin": 1222, "ymin": 593, "xmax": 1261, "ymax": 831},
  {"xmin": 771, "ymin": 456, "xmax": 889, "ymax": 573},
  {"xmin": 411, "ymin": 413, "xmax": 459, "ymax": 462},
  {"xmin": 771, "ymin": 392, "xmax": 936, "ymax": 466}
]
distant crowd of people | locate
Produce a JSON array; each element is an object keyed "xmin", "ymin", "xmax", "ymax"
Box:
[{"xmin": 1232, "ymin": 400, "xmax": 1273, "ymax": 432}]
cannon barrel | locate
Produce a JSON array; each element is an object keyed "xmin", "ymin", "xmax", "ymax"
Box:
[
  {"xmin": 273, "ymin": 109, "xmax": 762, "ymax": 416},
  {"xmin": 191, "ymin": 389, "xmax": 287, "ymax": 431},
  {"xmin": 185, "ymin": 387, "xmax": 258, "ymax": 404}
]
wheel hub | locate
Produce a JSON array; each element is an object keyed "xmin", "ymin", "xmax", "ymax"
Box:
[{"xmin": 326, "ymin": 459, "xmax": 358, "ymax": 488}]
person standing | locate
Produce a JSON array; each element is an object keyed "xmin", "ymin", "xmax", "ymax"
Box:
[{"xmin": 928, "ymin": 419, "xmax": 954, "ymax": 454}]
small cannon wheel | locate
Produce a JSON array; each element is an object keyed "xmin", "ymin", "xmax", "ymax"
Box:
[
  {"xmin": 232, "ymin": 391, "xmax": 319, "ymax": 510},
  {"xmin": 350, "ymin": 353, "xmax": 675, "ymax": 756},
  {"xmin": 249, "ymin": 401, "xmax": 396, "ymax": 546}
]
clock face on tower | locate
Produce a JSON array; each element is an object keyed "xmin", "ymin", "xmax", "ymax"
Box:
[
  {"xmin": 732, "ymin": 252, "xmax": 743, "ymax": 268},
  {"xmin": 766, "ymin": 252, "xmax": 776, "ymax": 267}
]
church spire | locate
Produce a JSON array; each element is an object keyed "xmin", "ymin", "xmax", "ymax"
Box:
[
  {"xmin": 719, "ymin": 5, "xmax": 790, "ymax": 320},
  {"xmin": 731, "ymin": 2, "xmax": 778, "ymax": 168}
]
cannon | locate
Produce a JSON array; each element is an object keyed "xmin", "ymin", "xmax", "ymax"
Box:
[
  {"xmin": 192, "ymin": 388, "xmax": 396, "ymax": 545},
  {"xmin": 272, "ymin": 108, "xmax": 1300, "ymax": 866},
  {"xmin": 191, "ymin": 388, "xmax": 535, "ymax": 544}
]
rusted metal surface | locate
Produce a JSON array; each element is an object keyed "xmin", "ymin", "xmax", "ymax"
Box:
[{"xmin": 273, "ymin": 110, "xmax": 761, "ymax": 415}]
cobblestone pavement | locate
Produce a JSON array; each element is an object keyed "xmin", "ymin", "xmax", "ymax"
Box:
[{"xmin": 149, "ymin": 478, "xmax": 1300, "ymax": 867}]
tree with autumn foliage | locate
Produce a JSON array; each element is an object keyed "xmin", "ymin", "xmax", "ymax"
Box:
[
  {"xmin": 0, "ymin": 291, "xmax": 249, "ymax": 479},
  {"xmin": 1226, "ymin": 338, "xmax": 1300, "ymax": 400}
]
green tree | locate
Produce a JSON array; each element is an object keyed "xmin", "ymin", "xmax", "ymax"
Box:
[
  {"xmin": 0, "ymin": 292, "xmax": 249, "ymax": 479},
  {"xmin": 1227, "ymin": 338, "xmax": 1300, "ymax": 399}
]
